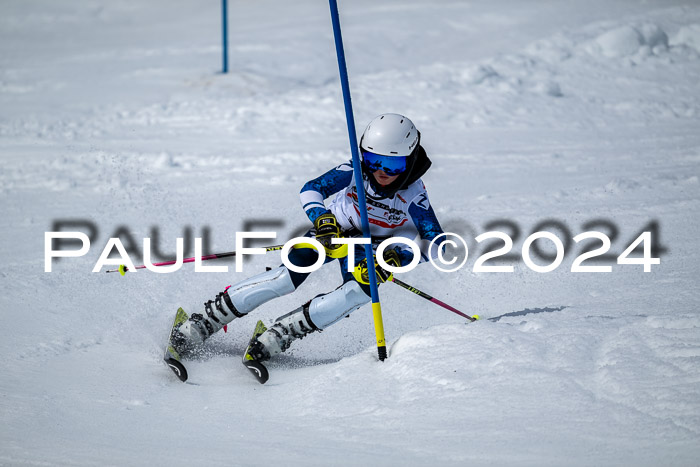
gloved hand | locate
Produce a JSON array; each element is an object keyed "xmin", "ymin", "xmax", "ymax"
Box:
[
  {"xmin": 314, "ymin": 212, "xmax": 346, "ymax": 258},
  {"xmin": 353, "ymin": 249, "xmax": 401, "ymax": 285}
]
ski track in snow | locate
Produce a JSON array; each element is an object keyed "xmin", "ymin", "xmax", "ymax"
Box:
[{"xmin": 1, "ymin": 0, "xmax": 700, "ymax": 465}]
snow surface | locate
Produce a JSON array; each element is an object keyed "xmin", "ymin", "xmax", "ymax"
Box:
[{"xmin": 2, "ymin": 0, "xmax": 700, "ymax": 465}]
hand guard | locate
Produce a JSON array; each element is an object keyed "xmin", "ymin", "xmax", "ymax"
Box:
[
  {"xmin": 314, "ymin": 213, "xmax": 347, "ymax": 258},
  {"xmin": 352, "ymin": 249, "xmax": 401, "ymax": 285}
]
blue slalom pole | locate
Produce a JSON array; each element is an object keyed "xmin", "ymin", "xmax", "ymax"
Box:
[
  {"xmin": 221, "ymin": 0, "xmax": 228, "ymax": 73},
  {"xmin": 328, "ymin": 0, "xmax": 387, "ymax": 361}
]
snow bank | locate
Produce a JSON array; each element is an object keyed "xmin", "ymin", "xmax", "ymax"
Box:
[
  {"xmin": 588, "ymin": 24, "xmax": 669, "ymax": 58},
  {"xmin": 285, "ymin": 312, "xmax": 700, "ymax": 464},
  {"xmin": 671, "ymin": 23, "xmax": 700, "ymax": 51},
  {"xmin": 593, "ymin": 25, "xmax": 646, "ymax": 57}
]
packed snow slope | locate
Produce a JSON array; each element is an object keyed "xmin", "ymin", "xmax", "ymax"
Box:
[{"xmin": 2, "ymin": 0, "xmax": 700, "ymax": 465}]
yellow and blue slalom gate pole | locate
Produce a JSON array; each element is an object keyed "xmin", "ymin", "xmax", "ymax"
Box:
[{"xmin": 328, "ymin": 0, "xmax": 387, "ymax": 361}]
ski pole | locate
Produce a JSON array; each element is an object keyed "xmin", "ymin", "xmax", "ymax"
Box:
[
  {"xmin": 329, "ymin": 0, "xmax": 388, "ymax": 362},
  {"xmin": 390, "ymin": 277, "xmax": 479, "ymax": 322},
  {"xmin": 105, "ymin": 245, "xmax": 285, "ymax": 275}
]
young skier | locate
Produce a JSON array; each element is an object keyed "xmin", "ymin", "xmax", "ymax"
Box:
[{"xmin": 173, "ymin": 113, "xmax": 445, "ymax": 363}]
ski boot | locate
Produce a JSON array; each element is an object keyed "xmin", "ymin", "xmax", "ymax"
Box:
[
  {"xmin": 173, "ymin": 266, "xmax": 296, "ymax": 354},
  {"xmin": 246, "ymin": 280, "xmax": 370, "ymax": 361},
  {"xmin": 245, "ymin": 305, "xmax": 318, "ymax": 362},
  {"xmin": 242, "ymin": 281, "xmax": 370, "ymax": 384}
]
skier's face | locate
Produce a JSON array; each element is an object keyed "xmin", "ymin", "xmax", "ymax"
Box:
[{"xmin": 373, "ymin": 170, "xmax": 400, "ymax": 186}]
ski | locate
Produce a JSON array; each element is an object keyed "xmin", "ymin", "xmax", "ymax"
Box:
[
  {"xmin": 242, "ymin": 320, "xmax": 270, "ymax": 384},
  {"xmin": 164, "ymin": 307, "xmax": 189, "ymax": 382}
]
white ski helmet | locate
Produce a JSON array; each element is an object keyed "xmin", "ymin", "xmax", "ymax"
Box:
[{"xmin": 360, "ymin": 113, "xmax": 420, "ymax": 157}]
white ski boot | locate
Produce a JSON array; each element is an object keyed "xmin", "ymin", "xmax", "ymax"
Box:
[
  {"xmin": 174, "ymin": 267, "xmax": 295, "ymax": 352},
  {"xmin": 251, "ymin": 306, "xmax": 318, "ymax": 360},
  {"xmin": 247, "ymin": 280, "xmax": 370, "ymax": 361}
]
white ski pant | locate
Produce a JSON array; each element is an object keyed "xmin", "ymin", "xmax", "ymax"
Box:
[{"xmin": 227, "ymin": 266, "xmax": 370, "ymax": 329}]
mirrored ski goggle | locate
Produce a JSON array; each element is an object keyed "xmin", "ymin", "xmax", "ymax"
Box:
[{"xmin": 361, "ymin": 150, "xmax": 408, "ymax": 176}]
